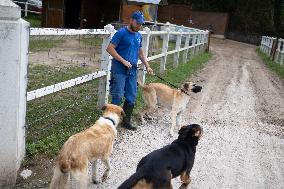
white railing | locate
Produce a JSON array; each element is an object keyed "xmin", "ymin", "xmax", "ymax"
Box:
[
  {"xmin": 260, "ymin": 36, "xmax": 284, "ymax": 65},
  {"xmin": 13, "ymin": 1, "xmax": 41, "ymax": 17},
  {"xmin": 28, "ymin": 24, "xmax": 209, "ymax": 107},
  {"xmin": 275, "ymin": 38, "xmax": 284, "ymax": 65},
  {"xmin": 260, "ymin": 36, "xmax": 275, "ymax": 56}
]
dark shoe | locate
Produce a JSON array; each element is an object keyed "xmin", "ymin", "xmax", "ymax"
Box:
[{"xmin": 122, "ymin": 102, "xmax": 137, "ymax": 130}]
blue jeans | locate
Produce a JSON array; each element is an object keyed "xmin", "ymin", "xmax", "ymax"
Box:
[{"xmin": 110, "ymin": 73, "xmax": 137, "ymax": 106}]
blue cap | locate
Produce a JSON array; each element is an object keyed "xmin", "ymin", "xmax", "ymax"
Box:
[{"xmin": 131, "ymin": 11, "xmax": 145, "ymax": 25}]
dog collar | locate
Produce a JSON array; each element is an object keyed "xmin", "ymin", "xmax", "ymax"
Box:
[{"xmin": 103, "ymin": 117, "xmax": 116, "ymax": 126}]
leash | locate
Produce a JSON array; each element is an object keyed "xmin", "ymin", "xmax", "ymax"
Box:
[{"xmin": 135, "ymin": 67, "xmax": 191, "ymax": 96}]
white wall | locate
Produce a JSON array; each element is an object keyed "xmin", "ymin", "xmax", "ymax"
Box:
[{"xmin": 0, "ymin": 0, "xmax": 29, "ymax": 186}]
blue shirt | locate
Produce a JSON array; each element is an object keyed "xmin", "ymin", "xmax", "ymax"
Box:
[{"xmin": 110, "ymin": 27, "xmax": 142, "ymax": 75}]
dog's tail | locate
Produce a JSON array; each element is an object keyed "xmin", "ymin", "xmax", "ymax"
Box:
[
  {"xmin": 49, "ymin": 163, "xmax": 69, "ymax": 189},
  {"xmin": 59, "ymin": 157, "xmax": 72, "ymax": 173},
  {"xmin": 117, "ymin": 171, "xmax": 145, "ymax": 189}
]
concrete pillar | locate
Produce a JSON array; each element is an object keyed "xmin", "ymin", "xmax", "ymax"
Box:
[{"xmin": 0, "ymin": 0, "xmax": 29, "ymax": 186}]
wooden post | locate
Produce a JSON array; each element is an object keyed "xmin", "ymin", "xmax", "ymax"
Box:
[
  {"xmin": 260, "ymin": 36, "xmax": 264, "ymax": 52},
  {"xmin": 271, "ymin": 38, "xmax": 278, "ymax": 61},
  {"xmin": 205, "ymin": 31, "xmax": 210, "ymax": 52},
  {"xmin": 160, "ymin": 27, "xmax": 170, "ymax": 74},
  {"xmin": 182, "ymin": 33, "xmax": 190, "ymax": 64},
  {"xmin": 173, "ymin": 29, "xmax": 182, "ymax": 68},
  {"xmin": 279, "ymin": 39, "xmax": 284, "ymax": 65},
  {"xmin": 138, "ymin": 27, "xmax": 150, "ymax": 84},
  {"xmin": 191, "ymin": 33, "xmax": 197, "ymax": 57},
  {"xmin": 24, "ymin": 1, "xmax": 28, "ymax": 17},
  {"xmin": 97, "ymin": 24, "xmax": 114, "ymax": 108}
]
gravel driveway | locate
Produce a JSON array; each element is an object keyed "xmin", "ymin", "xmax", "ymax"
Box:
[{"xmin": 88, "ymin": 38, "xmax": 284, "ymax": 189}]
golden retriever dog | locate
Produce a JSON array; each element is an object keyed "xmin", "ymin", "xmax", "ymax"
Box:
[
  {"xmin": 49, "ymin": 104, "xmax": 125, "ymax": 189},
  {"xmin": 138, "ymin": 81, "xmax": 202, "ymax": 136}
]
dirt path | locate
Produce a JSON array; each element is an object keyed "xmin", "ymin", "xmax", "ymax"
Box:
[{"xmin": 89, "ymin": 38, "xmax": 284, "ymax": 189}]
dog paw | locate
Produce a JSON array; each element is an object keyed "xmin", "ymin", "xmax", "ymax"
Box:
[
  {"xmin": 140, "ymin": 119, "xmax": 146, "ymax": 125},
  {"xmin": 178, "ymin": 185, "xmax": 188, "ymax": 189},
  {"xmin": 145, "ymin": 117, "xmax": 153, "ymax": 121},
  {"xmin": 92, "ymin": 179, "xmax": 99, "ymax": 184},
  {"xmin": 101, "ymin": 174, "xmax": 109, "ymax": 182}
]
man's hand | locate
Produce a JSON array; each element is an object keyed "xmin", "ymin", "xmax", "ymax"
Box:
[
  {"xmin": 123, "ymin": 60, "xmax": 132, "ymax": 69},
  {"xmin": 146, "ymin": 66, "xmax": 154, "ymax": 75}
]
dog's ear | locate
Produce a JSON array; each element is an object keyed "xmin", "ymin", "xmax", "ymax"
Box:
[
  {"xmin": 178, "ymin": 126, "xmax": 190, "ymax": 139},
  {"xmin": 183, "ymin": 83, "xmax": 190, "ymax": 90},
  {"xmin": 192, "ymin": 127, "xmax": 201, "ymax": 137},
  {"xmin": 121, "ymin": 110, "xmax": 126, "ymax": 117},
  {"xmin": 101, "ymin": 104, "xmax": 107, "ymax": 111}
]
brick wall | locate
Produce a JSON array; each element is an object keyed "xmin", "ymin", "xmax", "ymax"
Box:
[{"xmin": 191, "ymin": 11, "xmax": 229, "ymax": 35}]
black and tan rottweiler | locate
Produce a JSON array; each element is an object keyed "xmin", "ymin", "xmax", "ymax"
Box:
[{"xmin": 118, "ymin": 124, "xmax": 203, "ymax": 189}]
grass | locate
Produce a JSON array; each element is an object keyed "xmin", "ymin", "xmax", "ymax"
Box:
[
  {"xmin": 134, "ymin": 51, "xmax": 212, "ymax": 113},
  {"xmin": 26, "ymin": 65, "xmax": 100, "ymax": 157},
  {"xmin": 29, "ymin": 39, "xmax": 64, "ymax": 52},
  {"xmin": 26, "ymin": 49, "xmax": 212, "ymax": 158},
  {"xmin": 81, "ymin": 37, "xmax": 103, "ymax": 46},
  {"xmin": 256, "ymin": 48, "xmax": 284, "ymax": 78},
  {"xmin": 29, "ymin": 37, "xmax": 102, "ymax": 52},
  {"xmin": 28, "ymin": 65, "xmax": 90, "ymax": 91},
  {"xmin": 24, "ymin": 14, "xmax": 41, "ymax": 27}
]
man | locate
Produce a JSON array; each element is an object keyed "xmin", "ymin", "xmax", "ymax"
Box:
[{"xmin": 106, "ymin": 11, "xmax": 153, "ymax": 130}]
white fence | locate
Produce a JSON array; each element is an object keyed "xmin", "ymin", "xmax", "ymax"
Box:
[
  {"xmin": 260, "ymin": 36, "xmax": 275, "ymax": 56},
  {"xmin": 275, "ymin": 38, "xmax": 284, "ymax": 65},
  {"xmin": 28, "ymin": 24, "xmax": 209, "ymax": 107},
  {"xmin": 13, "ymin": 0, "xmax": 41, "ymax": 17},
  {"xmin": 260, "ymin": 36, "xmax": 284, "ymax": 65}
]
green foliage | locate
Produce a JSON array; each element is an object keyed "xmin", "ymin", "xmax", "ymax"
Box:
[
  {"xmin": 26, "ymin": 65, "xmax": 99, "ymax": 157},
  {"xmin": 28, "ymin": 65, "xmax": 90, "ymax": 91},
  {"xmin": 24, "ymin": 14, "xmax": 41, "ymax": 27},
  {"xmin": 256, "ymin": 48, "xmax": 284, "ymax": 78},
  {"xmin": 29, "ymin": 39, "xmax": 64, "ymax": 52},
  {"xmin": 26, "ymin": 52, "xmax": 212, "ymax": 157}
]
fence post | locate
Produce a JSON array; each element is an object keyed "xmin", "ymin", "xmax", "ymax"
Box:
[
  {"xmin": 97, "ymin": 24, "xmax": 114, "ymax": 108},
  {"xmin": 196, "ymin": 33, "xmax": 200, "ymax": 54},
  {"xmin": 266, "ymin": 37, "xmax": 269, "ymax": 55},
  {"xmin": 182, "ymin": 33, "xmax": 190, "ymax": 64},
  {"xmin": 138, "ymin": 27, "xmax": 150, "ymax": 84},
  {"xmin": 0, "ymin": 1, "xmax": 29, "ymax": 186},
  {"xmin": 24, "ymin": 1, "xmax": 28, "ymax": 17},
  {"xmin": 160, "ymin": 27, "xmax": 170, "ymax": 74},
  {"xmin": 206, "ymin": 30, "xmax": 210, "ymax": 52},
  {"xmin": 264, "ymin": 37, "xmax": 267, "ymax": 54},
  {"xmin": 274, "ymin": 39, "xmax": 280, "ymax": 63},
  {"xmin": 194, "ymin": 33, "xmax": 198, "ymax": 56},
  {"xmin": 200, "ymin": 33, "xmax": 204, "ymax": 52},
  {"xmin": 197, "ymin": 33, "xmax": 201, "ymax": 54},
  {"xmin": 260, "ymin": 36, "xmax": 264, "ymax": 52},
  {"xmin": 280, "ymin": 39, "xmax": 284, "ymax": 65},
  {"xmin": 271, "ymin": 38, "xmax": 278, "ymax": 61},
  {"xmin": 173, "ymin": 29, "xmax": 182, "ymax": 67}
]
